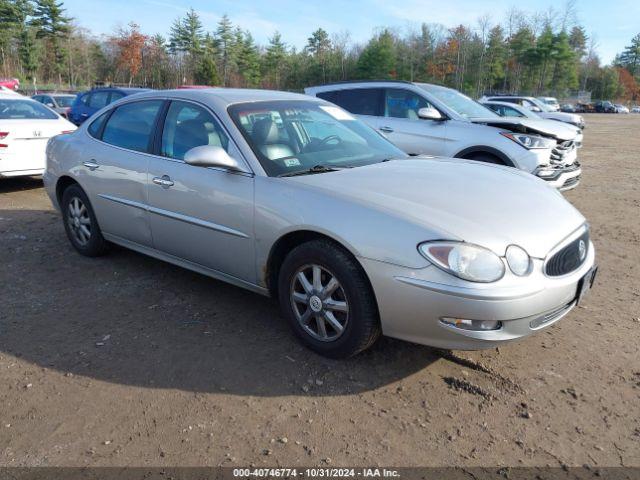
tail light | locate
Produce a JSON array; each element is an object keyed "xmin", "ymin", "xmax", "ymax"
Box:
[
  {"xmin": 0, "ymin": 131, "xmax": 8, "ymax": 148},
  {"xmin": 60, "ymin": 130, "xmax": 75, "ymax": 134}
]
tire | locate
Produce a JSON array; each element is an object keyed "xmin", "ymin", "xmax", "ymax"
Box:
[
  {"xmin": 61, "ymin": 183, "xmax": 109, "ymax": 257},
  {"xmin": 465, "ymin": 153, "xmax": 506, "ymax": 165},
  {"xmin": 278, "ymin": 239, "xmax": 381, "ymax": 358}
]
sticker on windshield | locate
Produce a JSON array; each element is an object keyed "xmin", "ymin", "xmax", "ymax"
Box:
[
  {"xmin": 319, "ymin": 105, "xmax": 355, "ymax": 121},
  {"xmin": 284, "ymin": 158, "xmax": 301, "ymax": 167}
]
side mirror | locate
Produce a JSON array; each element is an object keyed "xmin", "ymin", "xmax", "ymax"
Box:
[
  {"xmin": 46, "ymin": 102, "xmax": 55, "ymax": 107},
  {"xmin": 184, "ymin": 145, "xmax": 242, "ymax": 171},
  {"xmin": 417, "ymin": 107, "xmax": 443, "ymax": 121},
  {"xmin": 528, "ymin": 106, "xmax": 542, "ymax": 112}
]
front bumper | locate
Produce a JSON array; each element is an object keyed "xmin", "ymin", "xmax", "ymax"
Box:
[
  {"xmin": 359, "ymin": 241, "xmax": 596, "ymax": 350},
  {"xmin": 534, "ymin": 162, "xmax": 582, "ymax": 191}
]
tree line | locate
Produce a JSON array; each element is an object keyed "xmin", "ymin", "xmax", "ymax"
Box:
[{"xmin": 1, "ymin": 0, "xmax": 639, "ymax": 102}]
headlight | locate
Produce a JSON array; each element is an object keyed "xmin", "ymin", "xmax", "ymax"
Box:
[
  {"xmin": 418, "ymin": 242, "xmax": 505, "ymax": 283},
  {"xmin": 505, "ymin": 245, "xmax": 531, "ymax": 276},
  {"xmin": 501, "ymin": 132, "xmax": 555, "ymax": 149}
]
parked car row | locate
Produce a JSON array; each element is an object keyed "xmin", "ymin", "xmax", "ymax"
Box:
[
  {"xmin": 559, "ymin": 101, "xmax": 638, "ymax": 114},
  {"xmin": 308, "ymin": 82, "xmax": 584, "ymax": 191},
  {"xmin": 34, "ymin": 85, "xmax": 597, "ymax": 358}
]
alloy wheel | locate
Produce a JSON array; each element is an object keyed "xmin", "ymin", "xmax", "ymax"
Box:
[
  {"xmin": 290, "ymin": 264, "xmax": 349, "ymax": 342},
  {"xmin": 67, "ymin": 196, "xmax": 91, "ymax": 246}
]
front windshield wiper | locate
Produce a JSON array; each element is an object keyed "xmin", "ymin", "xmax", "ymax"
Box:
[{"xmin": 278, "ymin": 164, "xmax": 348, "ymax": 178}]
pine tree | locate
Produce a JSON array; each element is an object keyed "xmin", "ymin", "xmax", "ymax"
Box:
[
  {"xmin": 236, "ymin": 31, "xmax": 261, "ymax": 87},
  {"xmin": 19, "ymin": 27, "xmax": 39, "ymax": 81},
  {"xmin": 263, "ymin": 32, "xmax": 287, "ymax": 88},
  {"xmin": 485, "ymin": 25, "xmax": 506, "ymax": 92},
  {"xmin": 194, "ymin": 36, "xmax": 220, "ymax": 87},
  {"xmin": 215, "ymin": 14, "xmax": 237, "ymax": 86},
  {"xmin": 30, "ymin": 0, "xmax": 71, "ymax": 84},
  {"xmin": 357, "ymin": 30, "xmax": 396, "ymax": 79},
  {"xmin": 618, "ymin": 33, "xmax": 640, "ymax": 77},
  {"xmin": 305, "ymin": 28, "xmax": 331, "ymax": 82}
]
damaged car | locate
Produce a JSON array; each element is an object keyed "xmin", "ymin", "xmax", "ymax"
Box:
[{"xmin": 305, "ymin": 81, "xmax": 582, "ymax": 191}]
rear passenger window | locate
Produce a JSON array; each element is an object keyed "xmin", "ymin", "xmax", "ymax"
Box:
[
  {"xmin": 316, "ymin": 88, "xmax": 383, "ymax": 116},
  {"xmin": 109, "ymin": 91, "xmax": 125, "ymax": 103},
  {"xmin": 161, "ymin": 101, "xmax": 229, "ymax": 160},
  {"xmin": 87, "ymin": 111, "xmax": 110, "ymax": 139},
  {"xmin": 101, "ymin": 100, "xmax": 163, "ymax": 152},
  {"xmin": 88, "ymin": 91, "xmax": 109, "ymax": 109}
]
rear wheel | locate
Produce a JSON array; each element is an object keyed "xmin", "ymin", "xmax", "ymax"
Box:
[
  {"xmin": 278, "ymin": 239, "xmax": 381, "ymax": 358},
  {"xmin": 61, "ymin": 183, "xmax": 109, "ymax": 257}
]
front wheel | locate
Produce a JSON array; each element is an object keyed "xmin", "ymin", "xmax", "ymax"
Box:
[
  {"xmin": 278, "ymin": 239, "xmax": 381, "ymax": 358},
  {"xmin": 61, "ymin": 183, "xmax": 109, "ymax": 257}
]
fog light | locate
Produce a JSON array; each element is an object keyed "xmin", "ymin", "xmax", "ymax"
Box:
[
  {"xmin": 440, "ymin": 317, "xmax": 502, "ymax": 331},
  {"xmin": 536, "ymin": 169, "xmax": 557, "ymax": 178}
]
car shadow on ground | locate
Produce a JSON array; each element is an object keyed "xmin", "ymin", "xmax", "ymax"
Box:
[
  {"xmin": 0, "ymin": 208, "xmax": 441, "ymax": 397},
  {"xmin": 0, "ymin": 176, "xmax": 44, "ymax": 194}
]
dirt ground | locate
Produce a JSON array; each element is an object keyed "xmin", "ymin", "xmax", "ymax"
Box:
[{"xmin": 0, "ymin": 114, "xmax": 638, "ymax": 468}]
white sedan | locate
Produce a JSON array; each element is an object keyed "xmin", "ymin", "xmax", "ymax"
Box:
[{"xmin": 0, "ymin": 93, "xmax": 76, "ymax": 178}]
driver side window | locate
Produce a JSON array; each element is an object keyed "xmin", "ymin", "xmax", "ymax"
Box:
[
  {"xmin": 161, "ymin": 101, "xmax": 229, "ymax": 161},
  {"xmin": 385, "ymin": 89, "xmax": 432, "ymax": 120}
]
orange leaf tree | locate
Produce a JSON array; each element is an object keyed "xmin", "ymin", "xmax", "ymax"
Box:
[{"xmin": 111, "ymin": 22, "xmax": 148, "ymax": 85}]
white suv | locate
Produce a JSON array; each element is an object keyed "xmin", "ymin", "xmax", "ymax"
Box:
[{"xmin": 305, "ymin": 81, "xmax": 582, "ymax": 191}]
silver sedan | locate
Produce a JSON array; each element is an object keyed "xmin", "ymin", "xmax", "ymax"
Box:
[{"xmin": 43, "ymin": 89, "xmax": 597, "ymax": 358}]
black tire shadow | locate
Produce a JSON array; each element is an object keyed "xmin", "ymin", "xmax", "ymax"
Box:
[
  {"xmin": 0, "ymin": 208, "xmax": 440, "ymax": 396},
  {"xmin": 0, "ymin": 176, "xmax": 44, "ymax": 194}
]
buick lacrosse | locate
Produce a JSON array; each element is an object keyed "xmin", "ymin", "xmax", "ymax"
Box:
[{"xmin": 44, "ymin": 89, "xmax": 596, "ymax": 358}]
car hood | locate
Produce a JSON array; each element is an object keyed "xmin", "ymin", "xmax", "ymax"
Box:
[
  {"xmin": 540, "ymin": 111, "xmax": 582, "ymax": 124},
  {"xmin": 470, "ymin": 117, "xmax": 577, "ymax": 141},
  {"xmin": 289, "ymin": 158, "xmax": 585, "ymax": 259}
]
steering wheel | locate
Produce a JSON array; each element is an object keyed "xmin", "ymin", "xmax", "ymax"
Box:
[{"xmin": 319, "ymin": 135, "xmax": 342, "ymax": 146}]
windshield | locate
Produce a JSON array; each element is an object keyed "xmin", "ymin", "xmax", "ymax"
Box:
[
  {"xmin": 0, "ymin": 99, "xmax": 59, "ymax": 119},
  {"xmin": 55, "ymin": 96, "xmax": 75, "ymax": 107},
  {"xmin": 529, "ymin": 98, "xmax": 553, "ymax": 112},
  {"xmin": 419, "ymin": 85, "xmax": 498, "ymax": 119},
  {"xmin": 228, "ymin": 100, "xmax": 407, "ymax": 177}
]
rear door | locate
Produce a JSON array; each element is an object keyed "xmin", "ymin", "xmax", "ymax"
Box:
[
  {"xmin": 146, "ymin": 99, "xmax": 255, "ymax": 282},
  {"xmin": 79, "ymin": 99, "xmax": 164, "ymax": 246},
  {"xmin": 316, "ymin": 87, "xmax": 384, "ymax": 129}
]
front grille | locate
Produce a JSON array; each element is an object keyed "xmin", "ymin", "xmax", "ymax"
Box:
[
  {"xmin": 545, "ymin": 230, "xmax": 589, "ymax": 277},
  {"xmin": 550, "ymin": 140, "xmax": 576, "ymax": 163}
]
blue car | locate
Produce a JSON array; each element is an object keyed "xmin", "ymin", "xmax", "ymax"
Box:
[{"xmin": 68, "ymin": 87, "xmax": 150, "ymax": 125}]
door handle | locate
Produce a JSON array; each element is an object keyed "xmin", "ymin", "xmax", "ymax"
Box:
[
  {"xmin": 152, "ymin": 175, "xmax": 174, "ymax": 188},
  {"xmin": 379, "ymin": 126, "xmax": 394, "ymax": 133},
  {"xmin": 82, "ymin": 160, "xmax": 99, "ymax": 170},
  {"xmin": 81, "ymin": 113, "xmax": 88, "ymax": 117}
]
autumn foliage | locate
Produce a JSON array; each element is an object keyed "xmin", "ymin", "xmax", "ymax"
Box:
[
  {"xmin": 111, "ymin": 23, "xmax": 148, "ymax": 85},
  {"xmin": 617, "ymin": 67, "xmax": 639, "ymax": 102}
]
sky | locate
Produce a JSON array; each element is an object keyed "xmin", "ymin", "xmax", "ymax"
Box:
[{"xmin": 64, "ymin": 0, "xmax": 639, "ymax": 64}]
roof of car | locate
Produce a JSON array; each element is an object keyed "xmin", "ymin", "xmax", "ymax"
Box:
[
  {"xmin": 127, "ymin": 88, "xmax": 316, "ymax": 107},
  {"xmin": 0, "ymin": 92, "xmax": 28, "ymax": 99},
  {"xmin": 84, "ymin": 87, "xmax": 151, "ymax": 94}
]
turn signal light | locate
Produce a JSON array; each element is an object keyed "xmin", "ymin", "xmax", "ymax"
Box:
[
  {"xmin": 0, "ymin": 132, "xmax": 8, "ymax": 139},
  {"xmin": 440, "ymin": 317, "xmax": 502, "ymax": 331}
]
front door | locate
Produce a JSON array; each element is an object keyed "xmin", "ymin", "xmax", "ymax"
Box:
[
  {"xmin": 370, "ymin": 88, "xmax": 448, "ymax": 156},
  {"xmin": 146, "ymin": 100, "xmax": 255, "ymax": 283}
]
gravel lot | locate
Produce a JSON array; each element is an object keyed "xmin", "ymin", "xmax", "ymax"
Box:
[{"xmin": 0, "ymin": 114, "xmax": 638, "ymax": 468}]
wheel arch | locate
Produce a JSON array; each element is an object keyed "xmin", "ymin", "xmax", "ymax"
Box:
[
  {"xmin": 55, "ymin": 175, "xmax": 81, "ymax": 206},
  {"xmin": 454, "ymin": 146, "xmax": 515, "ymax": 167},
  {"xmin": 265, "ymin": 229, "xmax": 370, "ymax": 299}
]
